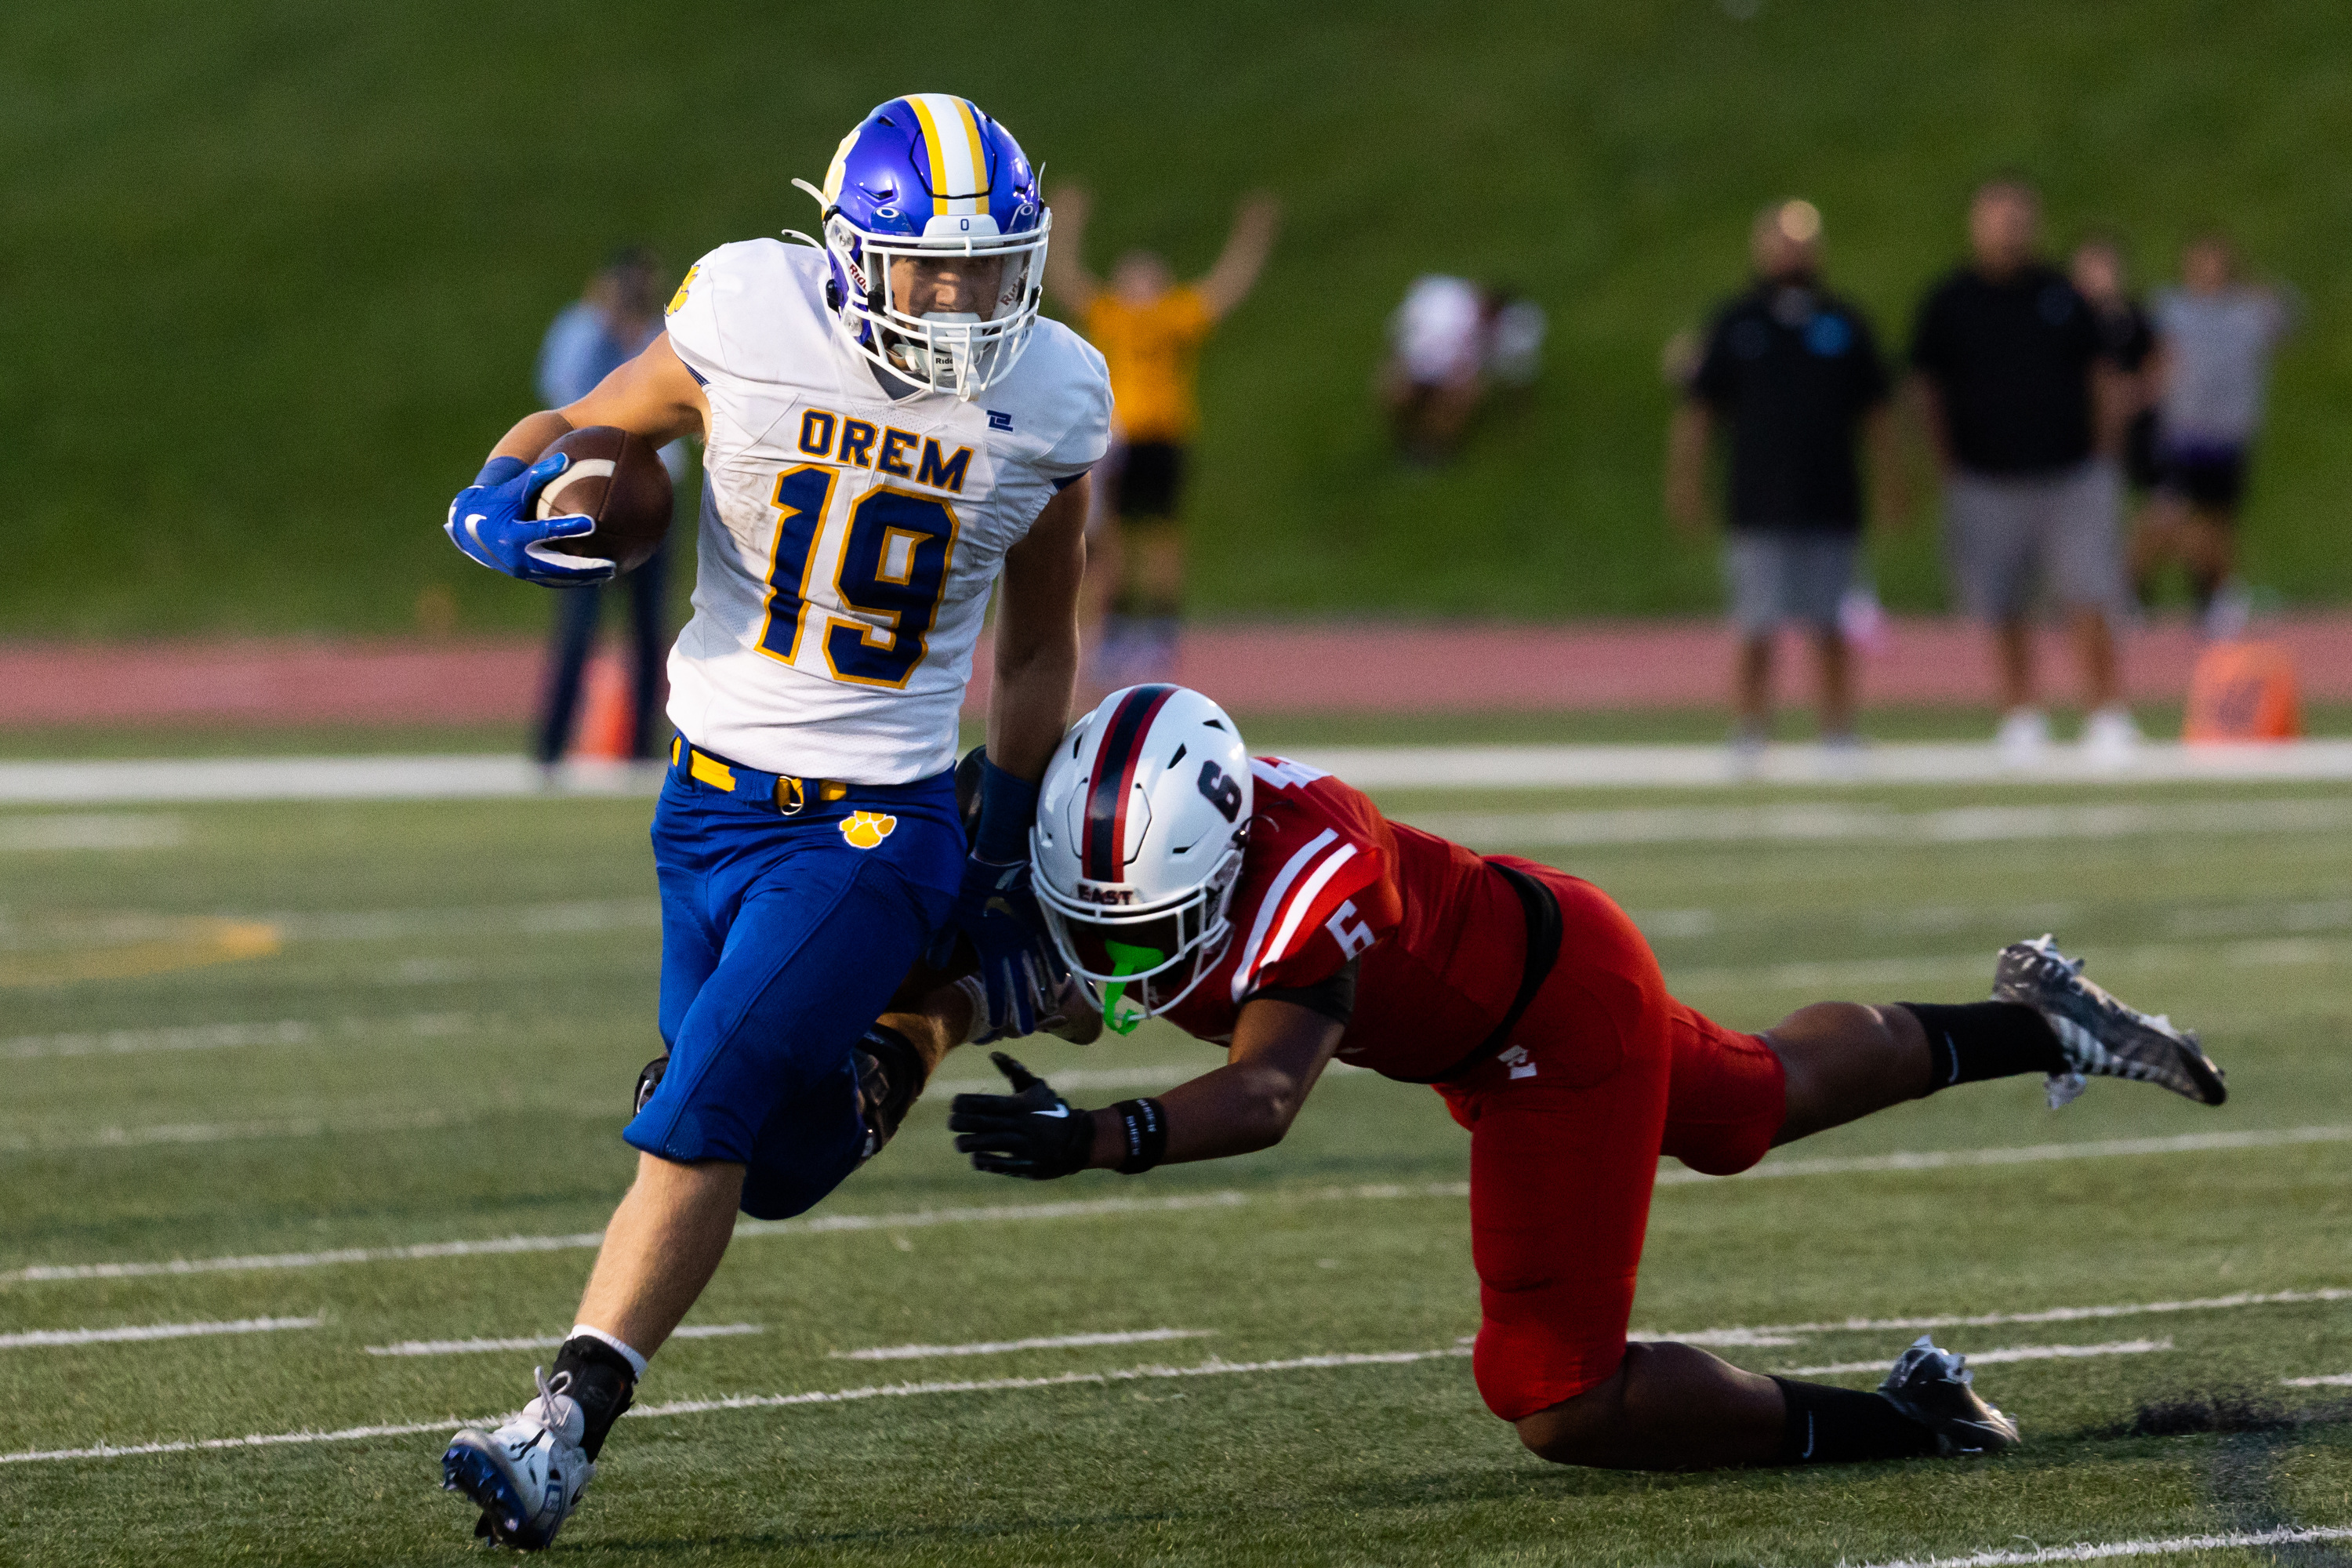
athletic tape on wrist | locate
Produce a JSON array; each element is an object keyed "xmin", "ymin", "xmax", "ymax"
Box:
[{"xmin": 1111, "ymin": 1098, "xmax": 1167, "ymax": 1174}]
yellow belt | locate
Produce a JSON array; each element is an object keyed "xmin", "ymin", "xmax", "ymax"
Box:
[{"xmin": 671, "ymin": 738, "xmax": 851, "ymax": 815}]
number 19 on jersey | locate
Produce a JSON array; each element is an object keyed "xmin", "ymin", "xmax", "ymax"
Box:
[{"xmin": 757, "ymin": 466, "xmax": 960, "ymax": 690}]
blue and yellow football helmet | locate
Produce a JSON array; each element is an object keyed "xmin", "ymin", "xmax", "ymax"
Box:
[{"xmin": 790, "ymin": 94, "xmax": 1047, "ymax": 399}]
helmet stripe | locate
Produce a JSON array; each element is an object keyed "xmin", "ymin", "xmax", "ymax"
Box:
[
  {"xmin": 1083, "ymin": 684, "xmax": 1178, "ymax": 883},
  {"xmin": 902, "ymin": 95, "xmax": 956, "ymax": 207},
  {"xmin": 905, "ymin": 93, "xmax": 990, "ymax": 217}
]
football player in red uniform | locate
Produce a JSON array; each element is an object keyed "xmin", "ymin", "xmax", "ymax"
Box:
[{"xmin": 908, "ymin": 684, "xmax": 2227, "ymax": 1472}]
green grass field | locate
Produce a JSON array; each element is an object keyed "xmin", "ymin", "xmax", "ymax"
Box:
[
  {"xmin": 6, "ymin": 2, "xmax": 2350, "ymax": 636},
  {"xmin": 4, "ymin": 770, "xmax": 2350, "ymax": 1565}
]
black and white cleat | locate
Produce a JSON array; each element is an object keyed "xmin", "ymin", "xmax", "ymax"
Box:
[
  {"xmin": 1878, "ymin": 1336, "xmax": 2021, "ymax": 1457},
  {"xmin": 1994, "ymin": 934, "xmax": 2227, "ymax": 1108}
]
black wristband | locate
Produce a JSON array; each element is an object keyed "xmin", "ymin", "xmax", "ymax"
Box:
[{"xmin": 1111, "ymin": 1098, "xmax": 1168, "ymax": 1174}]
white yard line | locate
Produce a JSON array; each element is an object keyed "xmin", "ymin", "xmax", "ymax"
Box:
[
  {"xmin": 365, "ymin": 1324, "xmax": 761, "ymax": 1357},
  {"xmin": 0, "ymin": 1346, "xmax": 1473, "ymax": 1466},
  {"xmin": 1657, "ymin": 1125, "xmax": 2352, "ymax": 1189},
  {"xmin": 13, "ymin": 1127, "xmax": 2341, "ymax": 1284},
  {"xmin": 833, "ymin": 1328, "xmax": 1212, "ymax": 1361},
  {"xmin": 1639, "ymin": 1286, "xmax": 2352, "ymax": 1345},
  {"xmin": 3, "ymin": 1012, "xmax": 477, "ymax": 1062},
  {"xmin": 0, "ymin": 813, "xmax": 184, "ymax": 851},
  {"xmin": 1403, "ymin": 796, "xmax": 2352, "ymax": 850},
  {"xmin": 0, "ymin": 1316, "xmax": 319, "ymax": 1350},
  {"xmin": 0, "ymin": 757, "xmax": 664, "ymax": 805},
  {"xmin": 2280, "ymin": 1371, "xmax": 2352, "ymax": 1388},
  {"xmin": 1774, "ymin": 1338, "xmax": 2169, "ymax": 1376},
  {"xmin": 1861, "ymin": 1526, "xmax": 2352, "ymax": 1568},
  {"xmin": 1305, "ymin": 739, "xmax": 2352, "ymax": 790},
  {"xmin": 1668, "ymin": 938, "xmax": 2352, "ymax": 993},
  {"xmin": 5, "ymin": 742, "xmax": 2352, "ymax": 805}
]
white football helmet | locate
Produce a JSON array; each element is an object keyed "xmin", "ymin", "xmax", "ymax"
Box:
[{"xmin": 1032, "ymin": 685, "xmax": 1253, "ymax": 1034}]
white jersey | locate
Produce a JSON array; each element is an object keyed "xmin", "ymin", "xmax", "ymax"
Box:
[{"xmin": 662, "ymin": 240, "xmax": 1110, "ymax": 783}]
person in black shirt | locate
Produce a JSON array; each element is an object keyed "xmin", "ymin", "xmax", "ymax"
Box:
[
  {"xmin": 1668, "ymin": 199, "xmax": 1903, "ymax": 760},
  {"xmin": 1911, "ymin": 180, "xmax": 2136, "ymax": 765}
]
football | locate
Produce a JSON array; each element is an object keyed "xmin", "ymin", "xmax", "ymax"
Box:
[{"xmin": 532, "ymin": 425, "xmax": 673, "ymax": 574}]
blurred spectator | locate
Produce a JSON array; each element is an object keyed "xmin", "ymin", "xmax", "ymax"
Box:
[
  {"xmin": 1911, "ymin": 179, "xmax": 2136, "ymax": 766},
  {"xmin": 2132, "ymin": 233, "xmax": 2297, "ymax": 635},
  {"xmin": 1381, "ymin": 278, "xmax": 1548, "ymax": 463},
  {"xmin": 532, "ymin": 245, "xmax": 684, "ymax": 766},
  {"xmin": 2070, "ymin": 236, "xmax": 2163, "ymax": 514},
  {"xmin": 1045, "ymin": 186, "xmax": 1281, "ymax": 689},
  {"xmin": 1666, "ymin": 200, "xmax": 1903, "ymax": 762}
]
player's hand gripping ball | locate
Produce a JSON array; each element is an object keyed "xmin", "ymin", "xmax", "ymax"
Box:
[
  {"xmin": 948, "ymin": 1053, "xmax": 1095, "ymax": 1179},
  {"xmin": 443, "ymin": 426, "xmax": 672, "ymax": 585}
]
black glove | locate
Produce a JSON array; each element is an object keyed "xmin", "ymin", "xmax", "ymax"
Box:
[{"xmin": 947, "ymin": 1052, "xmax": 1096, "ymax": 1180}]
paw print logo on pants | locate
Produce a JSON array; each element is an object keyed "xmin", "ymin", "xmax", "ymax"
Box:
[{"xmin": 840, "ymin": 811, "xmax": 898, "ymax": 849}]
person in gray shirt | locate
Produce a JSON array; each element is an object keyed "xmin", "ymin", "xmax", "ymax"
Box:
[{"xmin": 2130, "ymin": 233, "xmax": 2296, "ymax": 633}]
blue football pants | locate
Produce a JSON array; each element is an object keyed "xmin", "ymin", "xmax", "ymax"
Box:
[{"xmin": 622, "ymin": 765, "xmax": 961, "ymax": 1220}]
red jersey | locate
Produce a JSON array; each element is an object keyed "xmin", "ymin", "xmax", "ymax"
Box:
[{"xmin": 1158, "ymin": 757, "xmax": 1529, "ymax": 1080}]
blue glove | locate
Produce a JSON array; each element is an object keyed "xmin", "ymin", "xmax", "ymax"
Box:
[
  {"xmin": 938, "ymin": 854, "xmax": 1059, "ymax": 1038},
  {"xmin": 443, "ymin": 453, "xmax": 615, "ymax": 585},
  {"xmin": 931, "ymin": 756, "xmax": 1053, "ymax": 1036}
]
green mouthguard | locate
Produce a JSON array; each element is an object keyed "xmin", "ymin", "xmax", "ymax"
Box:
[{"xmin": 1098, "ymin": 938, "xmax": 1167, "ymax": 1036}]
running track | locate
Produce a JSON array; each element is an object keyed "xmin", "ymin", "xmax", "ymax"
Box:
[{"xmin": 2, "ymin": 616, "xmax": 2348, "ymax": 728}]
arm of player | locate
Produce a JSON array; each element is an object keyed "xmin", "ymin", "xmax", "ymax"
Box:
[
  {"xmin": 990, "ymin": 476, "xmax": 1088, "ymax": 782},
  {"xmin": 1198, "ymin": 191, "xmax": 1282, "ymax": 321},
  {"xmin": 946, "ymin": 997, "xmax": 1344, "ymax": 1179},
  {"xmin": 445, "ymin": 335, "xmax": 710, "ymax": 584},
  {"xmin": 926, "ymin": 476, "xmax": 1091, "ymax": 1038}
]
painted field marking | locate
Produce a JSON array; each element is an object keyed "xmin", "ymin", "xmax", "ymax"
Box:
[
  {"xmin": 0, "ymin": 1316, "xmax": 319, "ymax": 1350},
  {"xmin": 16, "ymin": 742, "xmax": 2352, "ymax": 804},
  {"xmin": 0, "ymin": 1108, "xmax": 485, "ymax": 1155},
  {"xmin": 1669, "ymin": 937, "xmax": 2352, "ymax": 994},
  {"xmin": 365, "ymin": 1323, "xmax": 760, "ymax": 1358},
  {"xmin": 1861, "ymin": 1525, "xmax": 2352, "ymax": 1568},
  {"xmin": 2281, "ymin": 1372, "xmax": 2352, "ymax": 1388},
  {"xmin": 0, "ymin": 916, "xmax": 281, "ymax": 988},
  {"xmin": 1773, "ymin": 1338, "xmax": 2170, "ymax": 1376},
  {"xmin": 3, "ymin": 1011, "xmax": 477, "ymax": 1062},
  {"xmin": 0, "ymin": 1345, "xmax": 1473, "ymax": 1466},
  {"xmin": 833, "ymin": 1328, "xmax": 1212, "ymax": 1361},
  {"xmin": 1309, "ymin": 739, "xmax": 2352, "ymax": 790},
  {"xmin": 1660, "ymin": 1125, "xmax": 2352, "ymax": 1189},
  {"xmin": 0, "ymin": 814, "xmax": 184, "ymax": 852},
  {"xmin": 1402, "ymin": 795, "xmax": 2352, "ymax": 850},
  {"xmin": 13, "ymin": 1126, "xmax": 2345, "ymax": 1284},
  {"xmin": 1639, "ymin": 1286, "xmax": 2352, "ymax": 1345}
]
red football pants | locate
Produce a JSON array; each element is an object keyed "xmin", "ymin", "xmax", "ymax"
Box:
[{"xmin": 1436, "ymin": 862, "xmax": 1788, "ymax": 1423}]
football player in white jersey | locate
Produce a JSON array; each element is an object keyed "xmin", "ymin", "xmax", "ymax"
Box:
[{"xmin": 436, "ymin": 94, "xmax": 1110, "ymax": 1548}]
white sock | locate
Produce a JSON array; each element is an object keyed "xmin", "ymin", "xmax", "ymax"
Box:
[{"xmin": 568, "ymin": 1323, "xmax": 649, "ymax": 1381}]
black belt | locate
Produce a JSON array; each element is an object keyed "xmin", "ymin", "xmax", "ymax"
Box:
[{"xmin": 1400, "ymin": 862, "xmax": 1564, "ymax": 1086}]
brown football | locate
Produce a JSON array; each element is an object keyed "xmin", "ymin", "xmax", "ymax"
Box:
[{"xmin": 532, "ymin": 426, "xmax": 674, "ymax": 574}]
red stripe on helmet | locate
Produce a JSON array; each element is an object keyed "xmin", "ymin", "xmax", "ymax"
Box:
[{"xmin": 1082, "ymin": 685, "xmax": 1178, "ymax": 883}]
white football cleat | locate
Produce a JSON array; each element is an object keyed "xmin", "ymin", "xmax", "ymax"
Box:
[{"xmin": 442, "ymin": 1367, "xmax": 595, "ymax": 1550}]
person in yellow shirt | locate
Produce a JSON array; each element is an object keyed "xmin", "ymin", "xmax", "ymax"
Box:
[{"xmin": 1046, "ymin": 184, "xmax": 1280, "ymax": 686}]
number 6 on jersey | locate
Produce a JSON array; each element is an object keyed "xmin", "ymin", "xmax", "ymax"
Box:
[{"xmin": 758, "ymin": 466, "xmax": 960, "ymax": 689}]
